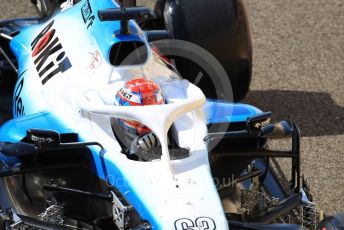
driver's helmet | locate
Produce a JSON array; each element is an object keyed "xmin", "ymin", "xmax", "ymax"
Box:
[{"xmin": 114, "ymin": 78, "xmax": 164, "ymax": 137}]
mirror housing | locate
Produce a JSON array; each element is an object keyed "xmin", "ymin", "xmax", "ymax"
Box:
[
  {"xmin": 26, "ymin": 129, "xmax": 61, "ymax": 148},
  {"xmin": 246, "ymin": 112, "xmax": 272, "ymax": 134}
]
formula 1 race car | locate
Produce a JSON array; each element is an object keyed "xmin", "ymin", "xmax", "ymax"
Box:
[{"xmin": 0, "ymin": 0, "xmax": 336, "ymax": 229}]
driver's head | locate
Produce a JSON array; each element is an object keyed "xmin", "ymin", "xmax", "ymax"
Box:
[{"xmin": 115, "ymin": 78, "xmax": 164, "ymax": 136}]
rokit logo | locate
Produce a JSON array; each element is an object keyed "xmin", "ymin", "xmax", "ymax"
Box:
[
  {"xmin": 175, "ymin": 217, "xmax": 216, "ymax": 230},
  {"xmin": 119, "ymin": 88, "xmax": 133, "ymax": 100},
  {"xmin": 90, "ymin": 50, "xmax": 102, "ymax": 69},
  {"xmin": 81, "ymin": 0, "xmax": 95, "ymax": 29},
  {"xmin": 31, "ymin": 20, "xmax": 72, "ymax": 85}
]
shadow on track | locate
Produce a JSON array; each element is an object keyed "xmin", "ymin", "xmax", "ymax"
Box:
[{"xmin": 245, "ymin": 90, "xmax": 344, "ymax": 137}]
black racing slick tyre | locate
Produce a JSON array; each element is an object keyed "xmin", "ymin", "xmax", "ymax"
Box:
[
  {"xmin": 162, "ymin": 0, "xmax": 253, "ymax": 101},
  {"xmin": 317, "ymin": 214, "xmax": 344, "ymax": 230},
  {"xmin": 154, "ymin": 0, "xmax": 166, "ymax": 19}
]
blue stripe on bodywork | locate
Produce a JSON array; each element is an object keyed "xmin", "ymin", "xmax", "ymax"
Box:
[
  {"xmin": 87, "ymin": 145, "xmax": 160, "ymax": 228},
  {"xmin": 0, "ymin": 112, "xmax": 72, "ymax": 165},
  {"xmin": 204, "ymin": 100, "xmax": 263, "ymax": 124},
  {"xmin": 0, "ymin": 111, "xmax": 70, "ymax": 142}
]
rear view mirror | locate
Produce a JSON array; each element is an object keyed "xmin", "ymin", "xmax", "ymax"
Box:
[
  {"xmin": 246, "ymin": 112, "xmax": 272, "ymax": 134},
  {"xmin": 26, "ymin": 129, "xmax": 61, "ymax": 148}
]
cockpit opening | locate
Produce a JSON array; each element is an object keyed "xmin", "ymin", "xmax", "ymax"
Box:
[
  {"xmin": 111, "ymin": 118, "xmax": 190, "ymax": 162},
  {"xmin": 109, "ymin": 41, "xmax": 148, "ymax": 66}
]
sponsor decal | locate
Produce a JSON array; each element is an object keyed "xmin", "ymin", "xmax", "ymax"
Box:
[
  {"xmin": 90, "ymin": 50, "xmax": 102, "ymax": 69},
  {"xmin": 31, "ymin": 135, "xmax": 54, "ymax": 143},
  {"xmin": 175, "ymin": 217, "xmax": 216, "ymax": 230},
  {"xmin": 13, "ymin": 70, "xmax": 27, "ymax": 117},
  {"xmin": 81, "ymin": 0, "xmax": 95, "ymax": 29},
  {"xmin": 254, "ymin": 117, "xmax": 271, "ymax": 129},
  {"xmin": 119, "ymin": 88, "xmax": 133, "ymax": 100},
  {"xmin": 31, "ymin": 20, "xmax": 72, "ymax": 85}
]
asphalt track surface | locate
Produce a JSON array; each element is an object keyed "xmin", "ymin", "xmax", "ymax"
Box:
[{"xmin": 1, "ymin": 0, "xmax": 343, "ymax": 215}]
